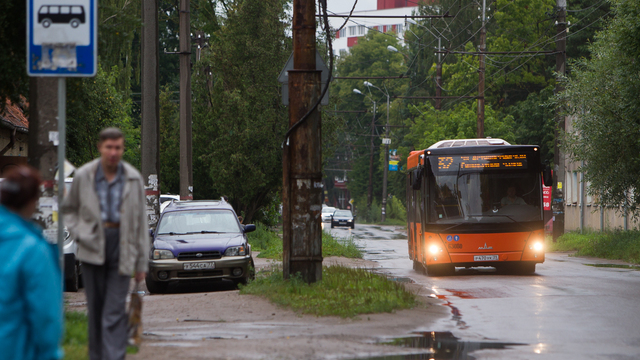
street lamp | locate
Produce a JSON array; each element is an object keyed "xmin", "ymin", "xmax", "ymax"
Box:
[
  {"xmin": 353, "ymin": 88, "xmax": 377, "ymax": 208},
  {"xmin": 363, "ymin": 81, "xmax": 391, "ymax": 222}
]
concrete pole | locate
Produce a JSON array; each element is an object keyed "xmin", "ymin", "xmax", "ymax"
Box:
[
  {"xmin": 56, "ymin": 78, "xmax": 66, "ymax": 269},
  {"xmin": 435, "ymin": 37, "xmax": 442, "ymax": 110},
  {"xmin": 179, "ymin": 0, "xmax": 193, "ymax": 200},
  {"xmin": 28, "ymin": 77, "xmax": 60, "ymax": 263},
  {"xmin": 380, "ymin": 94, "xmax": 390, "ymax": 222},
  {"xmin": 367, "ymin": 101, "xmax": 376, "ymax": 208},
  {"xmin": 283, "ymin": 0, "xmax": 323, "ymax": 283},
  {"xmin": 141, "ymin": 0, "xmax": 161, "ymax": 229},
  {"xmin": 477, "ymin": 0, "xmax": 486, "ymax": 138},
  {"xmin": 552, "ymin": 0, "xmax": 567, "ymax": 241}
]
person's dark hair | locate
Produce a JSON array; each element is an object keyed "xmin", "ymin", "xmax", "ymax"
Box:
[
  {"xmin": 0, "ymin": 166, "xmax": 41, "ymax": 209},
  {"xmin": 99, "ymin": 127, "xmax": 124, "ymax": 143}
]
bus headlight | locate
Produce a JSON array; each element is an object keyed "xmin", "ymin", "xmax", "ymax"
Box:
[
  {"xmin": 533, "ymin": 242, "xmax": 544, "ymax": 251},
  {"xmin": 429, "ymin": 244, "xmax": 440, "ymax": 254}
]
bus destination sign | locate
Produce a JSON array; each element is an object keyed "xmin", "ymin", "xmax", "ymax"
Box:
[{"xmin": 437, "ymin": 154, "xmax": 528, "ymax": 171}]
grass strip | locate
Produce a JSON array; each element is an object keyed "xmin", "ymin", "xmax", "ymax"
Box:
[
  {"xmin": 64, "ymin": 311, "xmax": 138, "ymax": 359},
  {"xmin": 248, "ymin": 224, "xmax": 362, "ymax": 260},
  {"xmin": 240, "ymin": 265, "xmax": 416, "ymax": 318},
  {"xmin": 549, "ymin": 230, "xmax": 640, "ymax": 264}
]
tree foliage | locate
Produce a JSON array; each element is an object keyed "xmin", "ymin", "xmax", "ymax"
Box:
[
  {"xmin": 192, "ymin": 0, "xmax": 290, "ymax": 222},
  {"xmin": 561, "ymin": 0, "xmax": 640, "ymax": 214}
]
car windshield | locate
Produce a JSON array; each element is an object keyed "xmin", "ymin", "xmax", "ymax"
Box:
[
  {"xmin": 322, "ymin": 207, "xmax": 336, "ymax": 214},
  {"xmin": 428, "ymin": 161, "xmax": 541, "ymax": 224},
  {"xmin": 157, "ymin": 210, "xmax": 241, "ymax": 234},
  {"xmin": 334, "ymin": 210, "xmax": 352, "ymax": 217}
]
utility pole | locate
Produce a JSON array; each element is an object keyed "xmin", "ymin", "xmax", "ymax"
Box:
[
  {"xmin": 179, "ymin": 0, "xmax": 193, "ymax": 200},
  {"xmin": 380, "ymin": 94, "xmax": 390, "ymax": 222},
  {"xmin": 477, "ymin": 0, "xmax": 486, "ymax": 138},
  {"xmin": 282, "ymin": 0, "xmax": 323, "ymax": 283},
  {"xmin": 367, "ymin": 101, "xmax": 376, "ymax": 208},
  {"xmin": 435, "ymin": 37, "xmax": 442, "ymax": 110},
  {"xmin": 28, "ymin": 78, "xmax": 59, "ymax": 261},
  {"xmin": 141, "ymin": 0, "xmax": 161, "ymax": 229},
  {"xmin": 552, "ymin": 0, "xmax": 567, "ymax": 241}
]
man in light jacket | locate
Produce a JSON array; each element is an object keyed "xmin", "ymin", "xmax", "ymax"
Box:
[{"xmin": 63, "ymin": 127, "xmax": 149, "ymax": 360}]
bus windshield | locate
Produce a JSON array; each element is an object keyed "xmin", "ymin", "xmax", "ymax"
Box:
[{"xmin": 428, "ymin": 160, "xmax": 542, "ymax": 224}]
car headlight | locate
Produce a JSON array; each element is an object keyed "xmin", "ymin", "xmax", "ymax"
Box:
[
  {"xmin": 225, "ymin": 246, "xmax": 247, "ymax": 257},
  {"xmin": 347, "ymin": 219, "xmax": 353, "ymax": 222},
  {"xmin": 152, "ymin": 249, "xmax": 175, "ymax": 260},
  {"xmin": 429, "ymin": 244, "xmax": 440, "ymax": 254}
]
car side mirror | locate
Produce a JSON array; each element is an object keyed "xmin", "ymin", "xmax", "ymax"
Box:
[
  {"xmin": 543, "ymin": 165, "xmax": 553, "ymax": 187},
  {"xmin": 244, "ymin": 224, "xmax": 256, "ymax": 233}
]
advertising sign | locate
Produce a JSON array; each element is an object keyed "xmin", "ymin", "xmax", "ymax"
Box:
[
  {"xmin": 543, "ymin": 185, "xmax": 552, "ymax": 211},
  {"xmin": 389, "ymin": 149, "xmax": 400, "ymax": 171}
]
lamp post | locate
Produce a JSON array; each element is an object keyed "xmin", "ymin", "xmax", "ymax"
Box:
[
  {"xmin": 363, "ymin": 81, "xmax": 390, "ymax": 222},
  {"xmin": 353, "ymin": 89, "xmax": 376, "ymax": 208}
]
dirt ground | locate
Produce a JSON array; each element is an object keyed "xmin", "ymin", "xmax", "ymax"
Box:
[{"xmin": 64, "ymin": 254, "xmax": 447, "ymax": 360}]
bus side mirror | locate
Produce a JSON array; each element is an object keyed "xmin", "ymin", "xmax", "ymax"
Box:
[
  {"xmin": 412, "ymin": 168, "xmax": 422, "ymax": 190},
  {"xmin": 543, "ymin": 165, "xmax": 553, "ymax": 187}
]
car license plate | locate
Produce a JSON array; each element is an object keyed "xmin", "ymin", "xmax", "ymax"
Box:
[
  {"xmin": 339, "ymin": 222, "xmax": 347, "ymax": 225},
  {"xmin": 474, "ymin": 255, "xmax": 499, "ymax": 261},
  {"xmin": 183, "ymin": 262, "xmax": 216, "ymax": 270}
]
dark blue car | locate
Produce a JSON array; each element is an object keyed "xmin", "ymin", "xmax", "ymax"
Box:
[{"xmin": 145, "ymin": 200, "xmax": 256, "ymax": 294}]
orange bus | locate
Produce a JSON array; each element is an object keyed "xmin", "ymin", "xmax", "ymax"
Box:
[{"xmin": 406, "ymin": 138, "xmax": 552, "ymax": 275}]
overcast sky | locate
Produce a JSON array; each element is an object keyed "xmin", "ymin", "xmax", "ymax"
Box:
[{"xmin": 326, "ymin": 0, "xmax": 378, "ymax": 14}]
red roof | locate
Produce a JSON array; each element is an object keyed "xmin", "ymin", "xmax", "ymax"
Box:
[{"xmin": 1, "ymin": 98, "xmax": 29, "ymax": 132}]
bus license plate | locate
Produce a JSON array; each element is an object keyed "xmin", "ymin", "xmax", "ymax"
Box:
[
  {"xmin": 474, "ymin": 255, "xmax": 499, "ymax": 262},
  {"xmin": 184, "ymin": 262, "xmax": 216, "ymax": 270}
]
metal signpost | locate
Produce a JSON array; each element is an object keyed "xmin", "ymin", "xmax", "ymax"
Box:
[{"xmin": 27, "ymin": 0, "xmax": 98, "ymax": 269}]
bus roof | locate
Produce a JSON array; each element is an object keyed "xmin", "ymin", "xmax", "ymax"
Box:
[{"xmin": 407, "ymin": 139, "xmax": 540, "ymax": 170}]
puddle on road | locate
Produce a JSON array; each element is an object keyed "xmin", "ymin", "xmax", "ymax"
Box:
[
  {"xmin": 355, "ymin": 332, "xmax": 526, "ymax": 360},
  {"xmin": 585, "ymin": 264, "xmax": 640, "ymax": 270},
  {"xmin": 387, "ymin": 276, "xmax": 415, "ymax": 284}
]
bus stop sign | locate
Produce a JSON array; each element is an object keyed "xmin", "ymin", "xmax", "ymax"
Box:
[{"xmin": 27, "ymin": 0, "xmax": 97, "ymax": 76}]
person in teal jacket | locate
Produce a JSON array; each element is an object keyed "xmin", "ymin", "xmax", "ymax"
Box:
[{"xmin": 0, "ymin": 166, "xmax": 63, "ymax": 360}]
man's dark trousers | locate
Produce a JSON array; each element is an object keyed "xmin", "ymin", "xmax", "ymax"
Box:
[{"xmin": 83, "ymin": 228, "xmax": 130, "ymax": 360}]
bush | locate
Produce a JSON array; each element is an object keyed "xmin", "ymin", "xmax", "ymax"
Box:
[
  {"xmin": 240, "ymin": 265, "xmax": 416, "ymax": 318},
  {"xmin": 355, "ymin": 195, "xmax": 406, "ymax": 224}
]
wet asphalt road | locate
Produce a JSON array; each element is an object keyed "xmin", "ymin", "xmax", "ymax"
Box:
[{"xmin": 327, "ymin": 222, "xmax": 640, "ymax": 360}]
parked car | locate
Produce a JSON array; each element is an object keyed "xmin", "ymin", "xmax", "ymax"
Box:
[
  {"xmin": 160, "ymin": 194, "xmax": 180, "ymax": 213},
  {"xmin": 330, "ymin": 209, "xmax": 355, "ymax": 229},
  {"xmin": 146, "ymin": 200, "xmax": 256, "ymax": 294},
  {"xmin": 321, "ymin": 206, "xmax": 336, "ymax": 222}
]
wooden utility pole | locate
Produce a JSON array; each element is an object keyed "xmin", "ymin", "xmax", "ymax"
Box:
[
  {"xmin": 477, "ymin": 0, "xmax": 486, "ymax": 138},
  {"xmin": 367, "ymin": 101, "xmax": 376, "ymax": 208},
  {"xmin": 179, "ymin": 0, "xmax": 193, "ymax": 200},
  {"xmin": 141, "ymin": 0, "xmax": 161, "ymax": 229},
  {"xmin": 552, "ymin": 0, "xmax": 567, "ymax": 241},
  {"xmin": 282, "ymin": 0, "xmax": 323, "ymax": 283}
]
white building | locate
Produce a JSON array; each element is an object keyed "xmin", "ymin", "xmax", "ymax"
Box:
[{"xmin": 328, "ymin": 0, "xmax": 420, "ymax": 56}]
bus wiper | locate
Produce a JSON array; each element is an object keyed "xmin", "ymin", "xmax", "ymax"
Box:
[
  {"xmin": 465, "ymin": 214, "xmax": 534, "ymax": 231},
  {"xmin": 185, "ymin": 231, "xmax": 222, "ymax": 234},
  {"xmin": 157, "ymin": 232, "xmax": 187, "ymax": 235}
]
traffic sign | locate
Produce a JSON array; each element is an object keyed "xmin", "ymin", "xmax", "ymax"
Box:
[
  {"xmin": 382, "ymin": 138, "xmax": 391, "ymax": 145},
  {"xmin": 27, "ymin": 0, "xmax": 97, "ymax": 76},
  {"xmin": 278, "ymin": 51, "xmax": 331, "ymax": 106}
]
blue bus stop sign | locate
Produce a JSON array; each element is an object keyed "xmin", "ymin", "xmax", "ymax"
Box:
[{"xmin": 27, "ymin": 0, "xmax": 97, "ymax": 77}]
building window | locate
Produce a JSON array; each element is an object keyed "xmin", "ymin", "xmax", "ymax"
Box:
[
  {"xmin": 348, "ymin": 26, "xmax": 356, "ymax": 36},
  {"xmin": 397, "ymin": 24, "xmax": 404, "ymax": 33},
  {"xmin": 339, "ymin": 28, "xmax": 346, "ymax": 38},
  {"xmin": 373, "ymin": 26, "xmax": 379, "ymax": 31},
  {"xmin": 383, "ymin": 25, "xmax": 388, "ymax": 32},
  {"xmin": 358, "ymin": 25, "xmax": 366, "ymax": 35}
]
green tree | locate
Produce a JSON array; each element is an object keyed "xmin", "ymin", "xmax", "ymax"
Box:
[
  {"xmin": 192, "ymin": 0, "xmax": 290, "ymax": 222},
  {"xmin": 0, "ymin": 0, "xmax": 27, "ymax": 109},
  {"xmin": 560, "ymin": 0, "xmax": 640, "ymax": 214},
  {"xmin": 66, "ymin": 65, "xmax": 139, "ymax": 167}
]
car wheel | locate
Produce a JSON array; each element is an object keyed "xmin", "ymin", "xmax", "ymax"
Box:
[
  {"xmin": 70, "ymin": 19, "xmax": 80, "ymax": 28},
  {"xmin": 413, "ymin": 260, "xmax": 425, "ymax": 275},
  {"xmin": 350, "ymin": 223, "xmax": 355, "ymax": 229},
  {"xmin": 65, "ymin": 262, "xmax": 80, "ymax": 292},
  {"xmin": 330, "ymin": 222, "xmax": 335, "ymax": 228},
  {"xmin": 145, "ymin": 276, "xmax": 168, "ymax": 294},
  {"xmin": 41, "ymin": 19, "xmax": 51, "ymax": 28}
]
